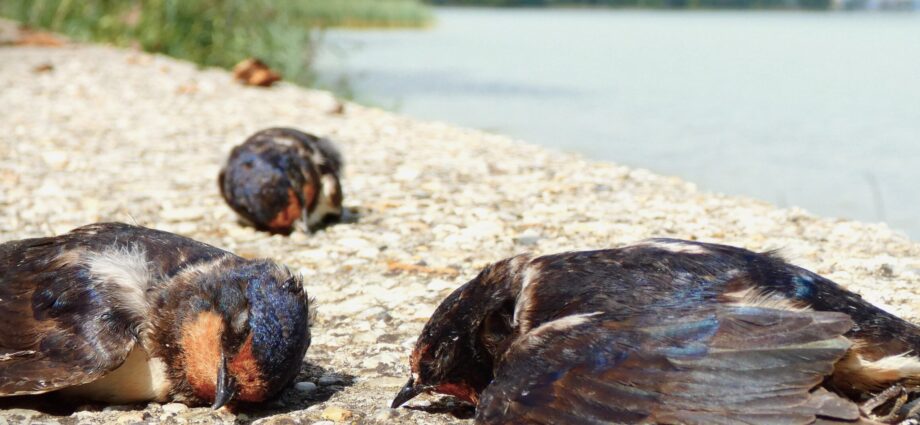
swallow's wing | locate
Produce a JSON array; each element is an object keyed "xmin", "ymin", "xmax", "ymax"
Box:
[
  {"xmin": 0, "ymin": 234, "xmax": 136, "ymax": 396},
  {"xmin": 476, "ymin": 306, "xmax": 858, "ymax": 425}
]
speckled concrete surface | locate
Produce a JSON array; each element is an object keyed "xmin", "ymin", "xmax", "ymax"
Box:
[{"xmin": 1, "ymin": 24, "xmax": 919, "ymax": 425}]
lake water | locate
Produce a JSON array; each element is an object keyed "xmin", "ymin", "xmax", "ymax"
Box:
[{"xmin": 314, "ymin": 8, "xmax": 920, "ymax": 240}]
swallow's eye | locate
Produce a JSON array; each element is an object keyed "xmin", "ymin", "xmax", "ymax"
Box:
[{"xmin": 281, "ymin": 276, "xmax": 301, "ymax": 293}]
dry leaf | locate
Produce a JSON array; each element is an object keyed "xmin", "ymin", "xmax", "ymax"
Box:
[
  {"xmin": 329, "ymin": 101, "xmax": 346, "ymax": 115},
  {"xmin": 14, "ymin": 28, "xmax": 65, "ymax": 47},
  {"xmin": 32, "ymin": 63, "xmax": 54, "ymax": 73},
  {"xmin": 232, "ymin": 58, "xmax": 281, "ymax": 87}
]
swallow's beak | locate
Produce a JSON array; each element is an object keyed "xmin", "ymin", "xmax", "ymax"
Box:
[
  {"xmin": 212, "ymin": 354, "xmax": 238, "ymax": 410},
  {"xmin": 391, "ymin": 377, "xmax": 422, "ymax": 408}
]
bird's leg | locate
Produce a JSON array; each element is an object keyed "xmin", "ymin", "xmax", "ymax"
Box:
[
  {"xmin": 862, "ymin": 385, "xmax": 906, "ymax": 417},
  {"xmin": 893, "ymin": 387, "xmax": 920, "ymax": 424},
  {"xmin": 875, "ymin": 390, "xmax": 910, "ymax": 423},
  {"xmin": 864, "ymin": 384, "xmax": 920, "ymax": 424},
  {"xmin": 296, "ymin": 209, "xmax": 312, "ymax": 234},
  {"xmin": 896, "ymin": 397, "xmax": 920, "ymax": 424}
]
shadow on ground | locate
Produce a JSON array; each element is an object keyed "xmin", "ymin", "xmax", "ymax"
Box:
[
  {"xmin": 406, "ymin": 397, "xmax": 476, "ymax": 420},
  {"xmin": 0, "ymin": 362, "xmax": 355, "ymax": 424},
  {"xmin": 237, "ymin": 363, "xmax": 356, "ymax": 424}
]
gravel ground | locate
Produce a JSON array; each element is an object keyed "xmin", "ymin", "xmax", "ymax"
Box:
[{"xmin": 1, "ymin": 23, "xmax": 919, "ymax": 425}]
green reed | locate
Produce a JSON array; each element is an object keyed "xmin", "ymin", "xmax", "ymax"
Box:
[{"xmin": 1, "ymin": 0, "xmax": 431, "ymax": 87}]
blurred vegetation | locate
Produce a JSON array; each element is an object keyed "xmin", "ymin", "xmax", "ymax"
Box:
[
  {"xmin": 0, "ymin": 0, "xmax": 431, "ymax": 87},
  {"xmin": 427, "ymin": 0, "xmax": 830, "ymax": 8}
]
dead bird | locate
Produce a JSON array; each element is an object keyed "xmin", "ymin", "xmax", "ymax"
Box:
[
  {"xmin": 393, "ymin": 238, "xmax": 920, "ymax": 424},
  {"xmin": 0, "ymin": 222, "xmax": 310, "ymax": 408},
  {"xmin": 219, "ymin": 127, "xmax": 344, "ymax": 235}
]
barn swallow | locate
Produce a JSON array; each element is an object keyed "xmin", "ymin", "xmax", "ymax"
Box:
[
  {"xmin": 219, "ymin": 127, "xmax": 344, "ymax": 235},
  {"xmin": 393, "ymin": 238, "xmax": 920, "ymax": 424},
  {"xmin": 0, "ymin": 222, "xmax": 310, "ymax": 408}
]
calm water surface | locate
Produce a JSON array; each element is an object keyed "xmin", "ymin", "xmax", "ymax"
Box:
[{"xmin": 314, "ymin": 8, "xmax": 920, "ymax": 240}]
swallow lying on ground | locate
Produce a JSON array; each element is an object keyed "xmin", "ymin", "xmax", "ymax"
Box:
[
  {"xmin": 219, "ymin": 127, "xmax": 344, "ymax": 235},
  {"xmin": 393, "ymin": 238, "xmax": 920, "ymax": 424},
  {"xmin": 0, "ymin": 222, "xmax": 310, "ymax": 408}
]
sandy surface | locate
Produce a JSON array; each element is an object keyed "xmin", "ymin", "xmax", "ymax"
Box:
[{"xmin": 1, "ymin": 24, "xmax": 919, "ymax": 425}]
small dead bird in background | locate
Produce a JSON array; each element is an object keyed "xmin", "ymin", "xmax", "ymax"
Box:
[
  {"xmin": 219, "ymin": 127, "xmax": 344, "ymax": 235},
  {"xmin": 0, "ymin": 223, "xmax": 311, "ymax": 408},
  {"xmin": 393, "ymin": 238, "xmax": 920, "ymax": 424}
]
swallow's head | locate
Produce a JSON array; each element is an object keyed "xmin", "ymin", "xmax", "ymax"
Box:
[
  {"xmin": 218, "ymin": 144, "xmax": 316, "ymax": 235},
  {"xmin": 160, "ymin": 259, "xmax": 310, "ymax": 408},
  {"xmin": 392, "ymin": 256, "xmax": 528, "ymax": 408}
]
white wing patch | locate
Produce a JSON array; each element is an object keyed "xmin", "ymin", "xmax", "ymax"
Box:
[
  {"xmin": 512, "ymin": 262, "xmax": 543, "ymax": 332},
  {"xmin": 513, "ymin": 312, "xmax": 603, "ymax": 351},
  {"xmin": 307, "ymin": 174, "xmax": 343, "ymax": 226},
  {"xmin": 722, "ymin": 285, "xmax": 811, "ymax": 312},
  {"xmin": 835, "ymin": 349, "xmax": 920, "ymax": 391},
  {"xmin": 85, "ymin": 244, "xmax": 153, "ymax": 320}
]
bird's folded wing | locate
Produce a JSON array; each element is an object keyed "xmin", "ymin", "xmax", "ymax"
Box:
[
  {"xmin": 0, "ymin": 235, "xmax": 135, "ymax": 396},
  {"xmin": 476, "ymin": 306, "xmax": 859, "ymax": 425}
]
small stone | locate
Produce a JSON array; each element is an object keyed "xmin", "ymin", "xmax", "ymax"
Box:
[
  {"xmin": 311, "ymin": 421, "xmax": 334, "ymax": 425},
  {"xmin": 514, "ymin": 232, "xmax": 542, "ymax": 246},
  {"xmin": 102, "ymin": 405, "xmax": 136, "ymax": 412},
  {"xmin": 393, "ymin": 166, "xmax": 420, "ymax": 181},
  {"xmin": 372, "ymin": 408, "xmax": 400, "ymax": 422},
  {"xmin": 357, "ymin": 306, "xmax": 385, "ymax": 319},
  {"xmin": 161, "ymin": 414, "xmax": 188, "ymax": 423},
  {"xmin": 426, "ymin": 278, "xmax": 455, "ymax": 291},
  {"xmin": 253, "ymin": 416, "xmax": 298, "ymax": 425},
  {"xmin": 357, "ymin": 246, "xmax": 381, "ymax": 259},
  {"xmin": 337, "ymin": 237, "xmax": 371, "ymax": 251},
  {"xmin": 41, "ymin": 150, "xmax": 69, "ymax": 170},
  {"xmin": 321, "ymin": 406, "xmax": 353, "ymax": 422},
  {"xmin": 294, "ymin": 381, "xmax": 317, "ymax": 394},
  {"xmin": 116, "ymin": 412, "xmax": 147, "ymax": 424},
  {"xmin": 317, "ymin": 374, "xmax": 340, "ymax": 386},
  {"xmin": 360, "ymin": 351, "xmax": 400, "ymax": 370},
  {"xmin": 161, "ymin": 402, "xmax": 188, "ymax": 414},
  {"xmin": 4, "ymin": 409, "xmax": 40, "ymax": 422}
]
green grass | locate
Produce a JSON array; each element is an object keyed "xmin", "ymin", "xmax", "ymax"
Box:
[{"xmin": 0, "ymin": 0, "xmax": 431, "ymax": 87}]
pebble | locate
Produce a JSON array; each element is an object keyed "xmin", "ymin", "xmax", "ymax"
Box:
[
  {"xmin": 371, "ymin": 408, "xmax": 400, "ymax": 422},
  {"xmin": 41, "ymin": 150, "xmax": 69, "ymax": 169},
  {"xmin": 101, "ymin": 405, "xmax": 136, "ymax": 412},
  {"xmin": 254, "ymin": 417, "xmax": 299, "ymax": 425},
  {"xmin": 317, "ymin": 375, "xmax": 340, "ymax": 386},
  {"xmin": 161, "ymin": 403, "xmax": 188, "ymax": 414},
  {"xmin": 115, "ymin": 412, "xmax": 147, "ymax": 424},
  {"xmin": 294, "ymin": 381, "xmax": 318, "ymax": 394},
  {"xmin": 514, "ymin": 232, "xmax": 542, "ymax": 246},
  {"xmin": 320, "ymin": 407, "xmax": 353, "ymax": 422}
]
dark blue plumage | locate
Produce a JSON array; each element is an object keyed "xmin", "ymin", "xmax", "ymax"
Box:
[
  {"xmin": 219, "ymin": 127, "xmax": 344, "ymax": 235},
  {"xmin": 246, "ymin": 269, "xmax": 311, "ymax": 393}
]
